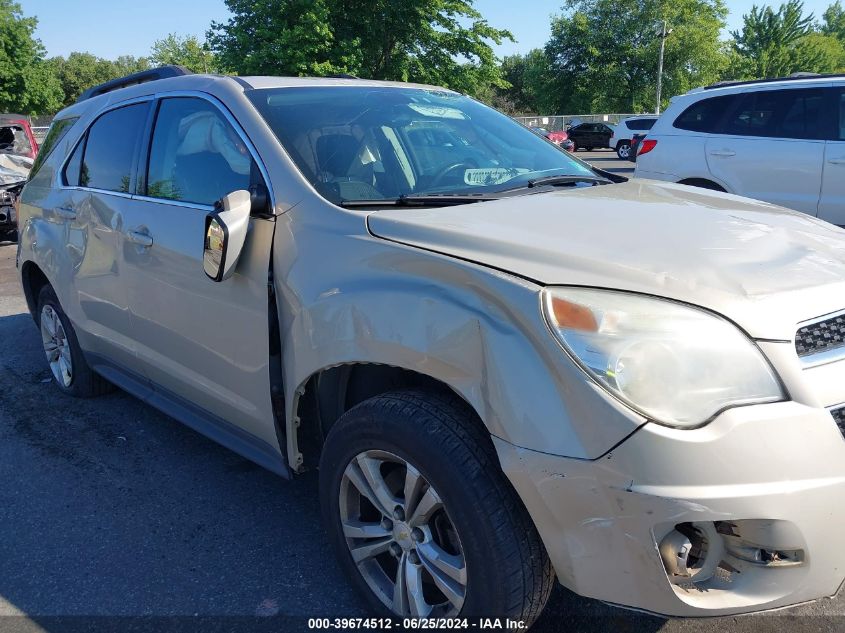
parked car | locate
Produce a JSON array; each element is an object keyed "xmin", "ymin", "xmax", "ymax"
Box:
[
  {"xmin": 566, "ymin": 121, "xmax": 614, "ymax": 151},
  {"xmin": 0, "ymin": 114, "xmax": 38, "ymax": 160},
  {"xmin": 609, "ymin": 115, "xmax": 659, "ymax": 159},
  {"xmin": 635, "ymin": 73, "xmax": 845, "ymax": 222},
  {"xmin": 530, "ymin": 126, "xmax": 574, "ymax": 153},
  {"xmin": 18, "ymin": 66, "xmax": 845, "ymax": 625},
  {"xmin": 530, "ymin": 126, "xmax": 569, "ymax": 147}
]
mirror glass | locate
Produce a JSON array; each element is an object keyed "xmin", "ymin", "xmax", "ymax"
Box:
[{"xmin": 203, "ymin": 217, "xmax": 226, "ymax": 280}]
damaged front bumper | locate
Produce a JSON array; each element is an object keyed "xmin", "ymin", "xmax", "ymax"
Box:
[
  {"xmin": 495, "ymin": 400, "xmax": 845, "ymax": 616},
  {"xmin": 0, "ymin": 182, "xmax": 22, "ymax": 231}
]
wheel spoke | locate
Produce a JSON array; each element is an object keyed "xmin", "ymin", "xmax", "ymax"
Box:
[
  {"xmin": 405, "ymin": 559, "xmax": 432, "ymax": 617},
  {"xmin": 417, "ymin": 541, "xmax": 467, "ymax": 585},
  {"xmin": 349, "ymin": 536, "xmax": 393, "ymax": 564},
  {"xmin": 356, "ymin": 455, "xmax": 402, "ymax": 516},
  {"xmin": 392, "ymin": 553, "xmax": 410, "ymax": 614},
  {"xmin": 344, "ymin": 461, "xmax": 394, "ymax": 518},
  {"xmin": 342, "ymin": 520, "xmax": 391, "ymax": 540},
  {"xmin": 407, "ymin": 487, "xmax": 442, "ymax": 527},
  {"xmin": 43, "ymin": 311, "xmax": 56, "ymax": 337},
  {"xmin": 403, "ymin": 463, "xmax": 425, "ymax": 518}
]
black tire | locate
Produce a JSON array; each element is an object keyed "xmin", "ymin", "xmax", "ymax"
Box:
[
  {"xmin": 585, "ymin": 146, "xmax": 593, "ymax": 151},
  {"xmin": 616, "ymin": 142, "xmax": 631, "ymax": 160},
  {"xmin": 36, "ymin": 284, "xmax": 113, "ymax": 397},
  {"xmin": 319, "ymin": 389, "xmax": 554, "ymax": 625}
]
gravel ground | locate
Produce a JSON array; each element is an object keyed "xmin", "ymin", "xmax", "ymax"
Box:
[{"xmin": 0, "ymin": 222, "xmax": 842, "ymax": 633}]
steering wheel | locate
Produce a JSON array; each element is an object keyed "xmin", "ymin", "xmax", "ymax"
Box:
[{"xmin": 428, "ymin": 162, "xmax": 475, "ymax": 189}]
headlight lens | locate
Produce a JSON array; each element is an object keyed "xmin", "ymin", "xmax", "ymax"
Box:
[{"xmin": 542, "ymin": 288, "xmax": 784, "ymax": 427}]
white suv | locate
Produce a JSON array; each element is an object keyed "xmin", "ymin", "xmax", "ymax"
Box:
[{"xmin": 635, "ymin": 74, "xmax": 845, "ymax": 222}]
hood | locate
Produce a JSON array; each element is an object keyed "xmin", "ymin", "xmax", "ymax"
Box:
[{"xmin": 367, "ymin": 180, "xmax": 845, "ymax": 340}]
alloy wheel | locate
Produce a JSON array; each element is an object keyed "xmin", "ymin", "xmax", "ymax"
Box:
[
  {"xmin": 339, "ymin": 450, "xmax": 467, "ymax": 617},
  {"xmin": 40, "ymin": 304, "xmax": 72, "ymax": 387}
]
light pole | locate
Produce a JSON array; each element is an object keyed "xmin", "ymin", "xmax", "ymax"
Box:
[{"xmin": 655, "ymin": 20, "xmax": 673, "ymax": 115}]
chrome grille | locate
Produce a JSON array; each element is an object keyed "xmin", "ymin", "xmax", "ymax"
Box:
[{"xmin": 795, "ymin": 314, "xmax": 845, "ymax": 358}]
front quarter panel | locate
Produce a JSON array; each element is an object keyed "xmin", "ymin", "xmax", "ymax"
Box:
[{"xmin": 274, "ymin": 201, "xmax": 645, "ymax": 464}]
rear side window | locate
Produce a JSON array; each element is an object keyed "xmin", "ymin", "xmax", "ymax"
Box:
[
  {"xmin": 723, "ymin": 89, "xmax": 828, "ymax": 140},
  {"xmin": 673, "ymin": 95, "xmax": 738, "ymax": 132},
  {"xmin": 28, "ymin": 117, "xmax": 78, "ymax": 181},
  {"xmin": 145, "ymin": 97, "xmax": 257, "ymax": 205},
  {"xmin": 625, "ymin": 119, "xmax": 656, "ymax": 131},
  {"xmin": 79, "ymin": 103, "xmax": 149, "ymax": 192},
  {"xmin": 839, "ymin": 90, "xmax": 845, "ymax": 140}
]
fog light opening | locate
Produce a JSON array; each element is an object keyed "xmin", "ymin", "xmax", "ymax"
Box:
[{"xmin": 659, "ymin": 523, "xmax": 711, "ymax": 582}]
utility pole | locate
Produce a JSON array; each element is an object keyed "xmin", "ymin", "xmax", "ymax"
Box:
[{"xmin": 655, "ymin": 20, "xmax": 672, "ymax": 115}]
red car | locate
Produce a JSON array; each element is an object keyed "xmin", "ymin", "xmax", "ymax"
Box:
[
  {"xmin": 0, "ymin": 114, "xmax": 39, "ymax": 159},
  {"xmin": 530, "ymin": 127, "xmax": 574, "ymax": 152}
]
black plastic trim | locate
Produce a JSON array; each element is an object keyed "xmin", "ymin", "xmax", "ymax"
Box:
[{"xmin": 76, "ymin": 65, "xmax": 194, "ymax": 103}]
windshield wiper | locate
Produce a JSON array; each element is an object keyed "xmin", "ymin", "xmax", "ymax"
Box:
[
  {"xmin": 525, "ymin": 174, "xmax": 611, "ymax": 188},
  {"xmin": 340, "ymin": 193, "xmax": 498, "ymax": 208}
]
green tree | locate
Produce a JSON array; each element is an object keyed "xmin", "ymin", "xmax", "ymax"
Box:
[
  {"xmin": 151, "ymin": 34, "xmax": 219, "ymax": 73},
  {"xmin": 495, "ymin": 50, "xmax": 554, "ymax": 114},
  {"xmin": 822, "ymin": 1, "xmax": 845, "ymax": 38},
  {"xmin": 545, "ymin": 0, "xmax": 728, "ymax": 114},
  {"xmin": 0, "ymin": 0, "xmax": 62, "ymax": 114},
  {"xmin": 208, "ymin": 0, "xmax": 358, "ymax": 76},
  {"xmin": 730, "ymin": 1, "xmax": 826, "ymax": 78},
  {"xmin": 49, "ymin": 52, "xmax": 150, "ymax": 107},
  {"xmin": 207, "ymin": 0, "xmax": 512, "ymax": 98}
]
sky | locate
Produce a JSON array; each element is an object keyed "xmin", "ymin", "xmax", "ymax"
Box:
[{"xmin": 21, "ymin": 0, "xmax": 838, "ymax": 61}]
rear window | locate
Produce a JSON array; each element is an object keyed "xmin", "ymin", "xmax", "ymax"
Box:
[
  {"xmin": 0, "ymin": 124, "xmax": 32, "ymax": 155},
  {"xmin": 673, "ymin": 95, "xmax": 738, "ymax": 132},
  {"xmin": 624, "ymin": 119, "xmax": 656, "ymax": 131},
  {"xmin": 723, "ymin": 88, "xmax": 828, "ymax": 140},
  {"xmin": 77, "ymin": 103, "xmax": 149, "ymax": 192}
]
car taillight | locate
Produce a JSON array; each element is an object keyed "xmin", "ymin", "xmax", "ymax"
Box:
[{"xmin": 638, "ymin": 139, "xmax": 657, "ymax": 156}]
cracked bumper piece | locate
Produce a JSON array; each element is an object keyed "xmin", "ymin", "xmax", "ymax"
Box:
[{"xmin": 495, "ymin": 401, "xmax": 845, "ymax": 616}]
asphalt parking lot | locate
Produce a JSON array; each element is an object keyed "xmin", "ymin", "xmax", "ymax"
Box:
[
  {"xmin": 0, "ymin": 167, "xmax": 842, "ymax": 632},
  {"xmin": 577, "ymin": 148, "xmax": 637, "ymax": 177}
]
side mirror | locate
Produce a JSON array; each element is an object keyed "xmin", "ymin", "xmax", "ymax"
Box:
[{"xmin": 203, "ymin": 189, "xmax": 251, "ymax": 282}]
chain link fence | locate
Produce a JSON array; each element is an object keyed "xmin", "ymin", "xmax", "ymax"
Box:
[{"xmin": 513, "ymin": 114, "xmax": 640, "ymax": 132}]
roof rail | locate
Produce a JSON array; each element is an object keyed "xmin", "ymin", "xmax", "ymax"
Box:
[
  {"xmin": 702, "ymin": 72, "xmax": 845, "ymax": 91},
  {"xmin": 76, "ymin": 65, "xmax": 194, "ymax": 103}
]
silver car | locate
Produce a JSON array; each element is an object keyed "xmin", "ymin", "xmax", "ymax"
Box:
[{"xmin": 16, "ymin": 66, "xmax": 845, "ymax": 624}]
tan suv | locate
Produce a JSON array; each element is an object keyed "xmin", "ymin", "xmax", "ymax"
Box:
[{"xmin": 16, "ymin": 66, "xmax": 845, "ymax": 625}]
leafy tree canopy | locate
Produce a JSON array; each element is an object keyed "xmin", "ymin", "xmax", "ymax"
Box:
[
  {"xmin": 151, "ymin": 33, "xmax": 220, "ymax": 74},
  {"xmin": 730, "ymin": 0, "xmax": 843, "ymax": 77},
  {"xmin": 545, "ymin": 0, "xmax": 728, "ymax": 114},
  {"xmin": 822, "ymin": 0, "xmax": 845, "ymax": 40},
  {"xmin": 207, "ymin": 0, "xmax": 513, "ymax": 98},
  {"xmin": 49, "ymin": 52, "xmax": 150, "ymax": 107},
  {"xmin": 0, "ymin": 0, "xmax": 62, "ymax": 114}
]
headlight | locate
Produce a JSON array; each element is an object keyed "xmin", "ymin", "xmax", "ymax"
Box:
[{"xmin": 542, "ymin": 288, "xmax": 784, "ymax": 428}]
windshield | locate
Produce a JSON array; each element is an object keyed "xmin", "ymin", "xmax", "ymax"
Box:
[{"xmin": 247, "ymin": 86, "xmax": 596, "ymax": 204}]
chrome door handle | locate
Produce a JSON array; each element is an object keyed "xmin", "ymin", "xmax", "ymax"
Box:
[
  {"xmin": 709, "ymin": 150, "xmax": 736, "ymax": 157},
  {"xmin": 828, "ymin": 158, "xmax": 845, "ymax": 165},
  {"xmin": 55, "ymin": 206, "xmax": 76, "ymax": 220},
  {"xmin": 127, "ymin": 229, "xmax": 153, "ymax": 248}
]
